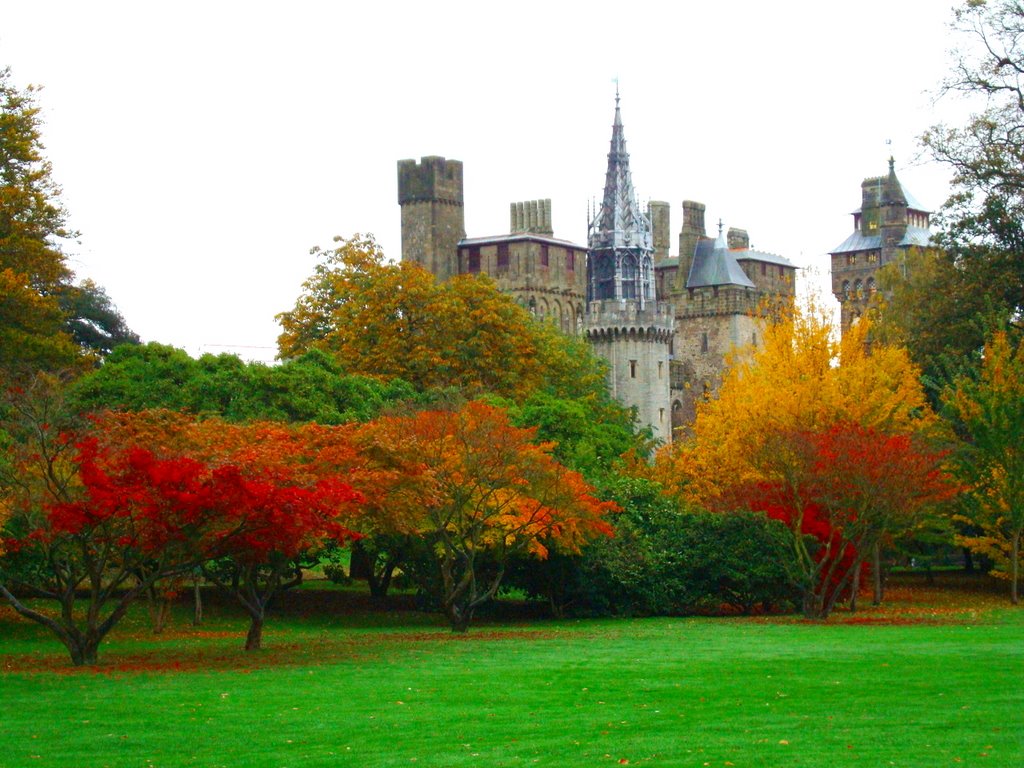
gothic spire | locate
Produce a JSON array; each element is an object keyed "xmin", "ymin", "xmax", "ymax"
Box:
[
  {"xmin": 586, "ymin": 91, "xmax": 655, "ymax": 305},
  {"xmin": 589, "ymin": 92, "xmax": 652, "ymax": 253}
]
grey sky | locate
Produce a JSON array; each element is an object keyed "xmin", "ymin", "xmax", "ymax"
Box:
[{"xmin": 2, "ymin": 1, "xmax": 966, "ymax": 362}]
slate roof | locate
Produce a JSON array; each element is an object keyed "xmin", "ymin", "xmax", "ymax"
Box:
[
  {"xmin": 830, "ymin": 225, "xmax": 934, "ymax": 254},
  {"xmin": 459, "ymin": 233, "xmax": 585, "ymax": 249},
  {"xmin": 734, "ymin": 249, "xmax": 795, "ymax": 268},
  {"xmin": 686, "ymin": 230, "xmax": 756, "ymax": 289}
]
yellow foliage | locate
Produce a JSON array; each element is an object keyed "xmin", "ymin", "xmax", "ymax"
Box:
[{"xmin": 656, "ymin": 296, "xmax": 937, "ymax": 506}]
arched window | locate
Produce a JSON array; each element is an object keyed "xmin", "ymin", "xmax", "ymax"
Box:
[
  {"xmin": 621, "ymin": 255, "xmax": 638, "ymax": 299},
  {"xmin": 854, "ymin": 279, "xmax": 863, "ymax": 300},
  {"xmin": 842, "ymin": 280, "xmax": 851, "ymax": 299},
  {"xmin": 867, "ymin": 277, "xmax": 877, "ymax": 296}
]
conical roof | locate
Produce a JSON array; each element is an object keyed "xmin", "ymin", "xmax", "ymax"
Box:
[{"xmin": 588, "ymin": 93, "xmax": 652, "ymax": 252}]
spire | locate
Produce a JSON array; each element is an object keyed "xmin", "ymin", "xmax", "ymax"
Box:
[
  {"xmin": 882, "ymin": 155, "xmax": 907, "ymax": 206},
  {"xmin": 589, "ymin": 90, "xmax": 652, "ymax": 253},
  {"xmin": 586, "ymin": 90, "xmax": 655, "ymax": 305}
]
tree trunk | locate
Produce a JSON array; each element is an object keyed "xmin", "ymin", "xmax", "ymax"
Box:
[
  {"xmin": 848, "ymin": 567, "xmax": 860, "ymax": 612},
  {"xmin": 193, "ymin": 576, "xmax": 203, "ymax": 626},
  {"xmin": 1012, "ymin": 530, "xmax": 1020, "ymax": 606},
  {"xmin": 245, "ymin": 611, "xmax": 265, "ymax": 650},
  {"xmin": 872, "ymin": 542, "xmax": 884, "ymax": 606}
]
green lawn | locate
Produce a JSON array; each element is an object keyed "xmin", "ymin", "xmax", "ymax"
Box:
[{"xmin": 1, "ymin": 579, "xmax": 1021, "ymax": 768}]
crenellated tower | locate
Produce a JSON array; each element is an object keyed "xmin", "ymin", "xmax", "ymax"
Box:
[
  {"xmin": 397, "ymin": 156, "xmax": 466, "ymax": 282},
  {"xmin": 584, "ymin": 92, "xmax": 674, "ymax": 443}
]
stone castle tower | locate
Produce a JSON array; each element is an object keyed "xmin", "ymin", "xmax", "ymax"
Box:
[
  {"xmin": 584, "ymin": 94, "xmax": 674, "ymax": 443},
  {"xmin": 829, "ymin": 158, "xmax": 932, "ymax": 333},
  {"xmin": 395, "ymin": 93, "xmax": 796, "ymax": 442},
  {"xmin": 397, "ymin": 156, "xmax": 466, "ymax": 283}
]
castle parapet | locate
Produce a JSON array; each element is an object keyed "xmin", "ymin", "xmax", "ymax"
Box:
[{"xmin": 585, "ymin": 299, "xmax": 675, "ymax": 342}]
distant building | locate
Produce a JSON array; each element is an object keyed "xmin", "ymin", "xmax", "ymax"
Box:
[{"xmin": 829, "ymin": 158, "xmax": 933, "ymax": 333}]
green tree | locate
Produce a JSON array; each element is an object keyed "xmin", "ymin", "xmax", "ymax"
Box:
[
  {"xmin": 57, "ymin": 279, "xmax": 140, "ymax": 357},
  {"xmin": 67, "ymin": 342, "xmax": 419, "ymax": 425},
  {"xmin": 945, "ymin": 330, "xmax": 1024, "ymax": 603},
  {"xmin": 899, "ymin": 0, "xmax": 1024, "ymax": 367}
]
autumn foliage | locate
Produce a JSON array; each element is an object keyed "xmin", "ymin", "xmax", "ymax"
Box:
[
  {"xmin": 275, "ymin": 234, "xmax": 605, "ymax": 401},
  {"xmin": 0, "ymin": 404, "xmax": 365, "ymax": 663},
  {"xmin": 657, "ymin": 301, "xmax": 953, "ymax": 618},
  {"xmin": 356, "ymin": 401, "xmax": 615, "ymax": 631}
]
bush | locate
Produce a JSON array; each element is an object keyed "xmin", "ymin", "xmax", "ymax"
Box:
[{"xmin": 507, "ymin": 476, "xmax": 797, "ymax": 617}]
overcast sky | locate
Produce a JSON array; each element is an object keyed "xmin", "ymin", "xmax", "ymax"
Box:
[{"xmin": 3, "ymin": 1, "xmax": 970, "ymax": 362}]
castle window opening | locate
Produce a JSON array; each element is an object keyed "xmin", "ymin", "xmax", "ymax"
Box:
[
  {"xmin": 497, "ymin": 243, "xmax": 510, "ymax": 270},
  {"xmin": 752, "ymin": 331, "xmax": 757, "ymax": 347},
  {"xmin": 868, "ymin": 251, "xmax": 879, "ymax": 264},
  {"xmin": 630, "ymin": 360, "xmax": 637, "ymax": 378},
  {"xmin": 658, "ymin": 360, "xmax": 663, "ymax": 378},
  {"xmin": 701, "ymin": 332, "xmax": 709, "ymax": 354},
  {"xmin": 468, "ymin": 247, "xmax": 481, "ymax": 273},
  {"xmin": 540, "ymin": 244, "xmax": 549, "ymax": 267},
  {"xmin": 778, "ymin": 266, "xmax": 784, "ymax": 278},
  {"xmin": 847, "ymin": 254, "xmax": 858, "ymax": 266},
  {"xmin": 659, "ymin": 408, "xmax": 664, "ymax": 423},
  {"xmin": 566, "ymin": 250, "xmax": 575, "ymax": 272},
  {"xmin": 761, "ymin": 262, "xmax": 767, "ymax": 276}
]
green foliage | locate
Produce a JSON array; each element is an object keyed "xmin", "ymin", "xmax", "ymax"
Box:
[
  {"xmin": 57, "ymin": 279, "xmax": 140, "ymax": 358},
  {"xmin": 508, "ymin": 475, "xmax": 796, "ymax": 617},
  {"xmin": 68, "ymin": 343, "xmax": 419, "ymax": 424}
]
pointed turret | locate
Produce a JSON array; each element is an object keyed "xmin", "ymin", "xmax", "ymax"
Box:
[{"xmin": 587, "ymin": 92, "xmax": 655, "ymax": 305}]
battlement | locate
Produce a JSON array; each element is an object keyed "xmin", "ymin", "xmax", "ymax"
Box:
[
  {"xmin": 585, "ymin": 299, "xmax": 675, "ymax": 342},
  {"xmin": 510, "ymin": 199, "xmax": 553, "ymax": 235},
  {"xmin": 397, "ymin": 156, "xmax": 464, "ymax": 206}
]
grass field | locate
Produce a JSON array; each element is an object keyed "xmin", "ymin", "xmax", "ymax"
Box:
[{"xmin": 1, "ymin": 576, "xmax": 1021, "ymax": 768}]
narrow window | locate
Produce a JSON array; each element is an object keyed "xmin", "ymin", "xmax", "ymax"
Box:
[
  {"xmin": 540, "ymin": 244, "xmax": 549, "ymax": 267},
  {"xmin": 468, "ymin": 247, "xmax": 481, "ymax": 273},
  {"xmin": 630, "ymin": 360, "xmax": 637, "ymax": 378},
  {"xmin": 497, "ymin": 243, "xmax": 510, "ymax": 269},
  {"xmin": 566, "ymin": 250, "xmax": 575, "ymax": 272},
  {"xmin": 701, "ymin": 332, "xmax": 709, "ymax": 353},
  {"xmin": 659, "ymin": 408, "xmax": 665, "ymax": 423},
  {"xmin": 761, "ymin": 262, "xmax": 767, "ymax": 276},
  {"xmin": 752, "ymin": 331, "xmax": 757, "ymax": 347},
  {"xmin": 658, "ymin": 360, "xmax": 663, "ymax": 378}
]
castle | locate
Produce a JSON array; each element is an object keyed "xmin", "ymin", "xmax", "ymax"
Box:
[
  {"xmin": 829, "ymin": 158, "xmax": 933, "ymax": 331},
  {"xmin": 397, "ymin": 94, "xmax": 798, "ymax": 442}
]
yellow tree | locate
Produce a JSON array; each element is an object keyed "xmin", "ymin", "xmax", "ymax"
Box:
[
  {"xmin": 655, "ymin": 299, "xmax": 945, "ymax": 617},
  {"xmin": 946, "ymin": 331, "xmax": 1024, "ymax": 604}
]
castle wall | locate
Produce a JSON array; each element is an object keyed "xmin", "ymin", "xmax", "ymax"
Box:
[
  {"xmin": 458, "ymin": 236, "xmax": 587, "ymax": 334},
  {"xmin": 670, "ymin": 310, "xmax": 757, "ymax": 431},
  {"xmin": 586, "ymin": 300, "xmax": 674, "ymax": 444}
]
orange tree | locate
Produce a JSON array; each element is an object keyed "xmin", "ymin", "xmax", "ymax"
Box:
[
  {"xmin": 945, "ymin": 331, "xmax": 1024, "ymax": 603},
  {"xmin": 275, "ymin": 234, "xmax": 605, "ymax": 402},
  {"xmin": 356, "ymin": 401, "xmax": 615, "ymax": 632},
  {"xmin": 656, "ymin": 301, "xmax": 952, "ymax": 618}
]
